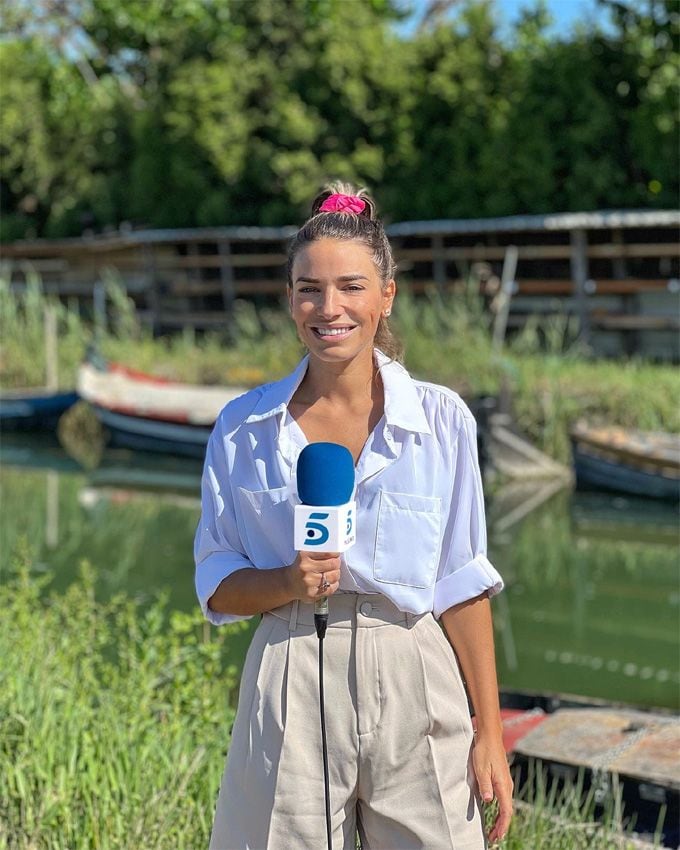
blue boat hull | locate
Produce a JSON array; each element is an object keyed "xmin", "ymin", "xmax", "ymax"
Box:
[
  {"xmin": 573, "ymin": 446, "xmax": 680, "ymax": 501},
  {"xmin": 0, "ymin": 391, "xmax": 79, "ymax": 431},
  {"xmin": 94, "ymin": 406, "xmax": 211, "ymax": 459}
]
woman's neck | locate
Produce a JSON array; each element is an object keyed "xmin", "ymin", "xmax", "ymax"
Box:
[{"xmin": 296, "ymin": 347, "xmax": 380, "ymax": 408}]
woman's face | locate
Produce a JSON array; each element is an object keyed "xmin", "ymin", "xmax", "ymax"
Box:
[{"xmin": 288, "ymin": 238, "xmax": 395, "ymax": 364}]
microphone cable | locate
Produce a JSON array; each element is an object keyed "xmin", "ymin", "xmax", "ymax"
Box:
[{"xmin": 315, "ymin": 599, "xmax": 332, "ymax": 850}]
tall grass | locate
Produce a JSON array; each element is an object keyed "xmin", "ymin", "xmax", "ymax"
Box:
[
  {"xmin": 497, "ymin": 764, "xmax": 664, "ymax": 849},
  {"xmin": 0, "ymin": 543, "xmax": 246, "ymax": 850},
  {"xmin": 2, "ymin": 273, "xmax": 678, "ymax": 462},
  {"xmin": 0, "ymin": 550, "xmax": 660, "ymax": 849}
]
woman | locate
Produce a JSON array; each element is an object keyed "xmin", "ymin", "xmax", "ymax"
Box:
[{"xmin": 195, "ymin": 183, "xmax": 513, "ymax": 850}]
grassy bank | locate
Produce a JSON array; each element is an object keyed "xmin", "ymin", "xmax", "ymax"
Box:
[
  {"xmin": 0, "ymin": 552, "xmax": 658, "ymax": 850},
  {"xmin": 2, "ymin": 276, "xmax": 678, "ymax": 463}
]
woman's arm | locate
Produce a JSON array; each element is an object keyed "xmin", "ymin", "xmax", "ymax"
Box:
[
  {"xmin": 440, "ymin": 591, "xmax": 513, "ymax": 844},
  {"xmin": 440, "ymin": 591, "xmax": 503, "ymax": 735},
  {"xmin": 208, "ymin": 551, "xmax": 341, "ymax": 617}
]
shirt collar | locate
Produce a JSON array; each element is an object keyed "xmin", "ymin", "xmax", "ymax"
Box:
[{"xmin": 244, "ymin": 348, "xmax": 431, "ymax": 435}]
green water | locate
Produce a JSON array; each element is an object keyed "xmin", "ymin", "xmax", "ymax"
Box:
[{"xmin": 1, "ymin": 435, "xmax": 678, "ymax": 710}]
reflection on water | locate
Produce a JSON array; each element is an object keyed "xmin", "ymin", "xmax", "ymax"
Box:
[
  {"xmin": 489, "ymin": 485, "xmax": 679, "ymax": 710},
  {"xmin": 1, "ymin": 434, "xmax": 678, "ymax": 710}
]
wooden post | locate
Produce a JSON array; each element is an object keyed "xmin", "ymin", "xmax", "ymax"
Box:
[
  {"xmin": 218, "ymin": 240, "xmax": 235, "ymax": 316},
  {"xmin": 93, "ymin": 280, "xmax": 106, "ymax": 344},
  {"xmin": 45, "ymin": 470, "xmax": 59, "ymax": 549},
  {"xmin": 570, "ymin": 228, "xmax": 591, "ymax": 346},
  {"xmin": 492, "ymin": 245, "xmax": 519, "ymax": 351},
  {"xmin": 143, "ymin": 244, "xmax": 160, "ymax": 335},
  {"xmin": 43, "ymin": 304, "xmax": 59, "ymax": 391},
  {"xmin": 187, "ymin": 241, "xmax": 200, "ymax": 311},
  {"xmin": 613, "ymin": 228, "xmax": 637, "ymax": 356},
  {"xmin": 432, "ymin": 234, "xmax": 447, "ymax": 292}
]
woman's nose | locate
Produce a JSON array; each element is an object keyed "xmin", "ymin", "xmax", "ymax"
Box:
[{"xmin": 318, "ymin": 289, "xmax": 341, "ymax": 317}]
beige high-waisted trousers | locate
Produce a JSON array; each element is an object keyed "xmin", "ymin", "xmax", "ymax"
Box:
[{"xmin": 209, "ymin": 591, "xmax": 486, "ymax": 850}]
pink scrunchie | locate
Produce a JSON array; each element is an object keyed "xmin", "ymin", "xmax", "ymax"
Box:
[{"xmin": 319, "ymin": 193, "xmax": 367, "ymax": 215}]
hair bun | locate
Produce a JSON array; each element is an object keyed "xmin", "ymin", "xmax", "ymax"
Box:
[{"xmin": 311, "ymin": 181, "xmax": 377, "ymax": 221}]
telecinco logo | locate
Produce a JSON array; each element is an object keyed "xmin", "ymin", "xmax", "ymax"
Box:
[{"xmin": 305, "ymin": 512, "xmax": 330, "ymax": 546}]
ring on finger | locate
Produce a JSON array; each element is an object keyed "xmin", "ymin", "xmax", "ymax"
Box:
[{"xmin": 320, "ymin": 579, "xmax": 330, "ymax": 591}]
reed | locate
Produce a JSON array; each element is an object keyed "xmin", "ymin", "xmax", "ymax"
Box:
[{"xmin": 1, "ymin": 274, "xmax": 678, "ymax": 463}]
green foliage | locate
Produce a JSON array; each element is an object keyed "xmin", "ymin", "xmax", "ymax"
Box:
[
  {"xmin": 0, "ymin": 547, "xmax": 245, "ymax": 849},
  {"xmin": 1, "ymin": 0, "xmax": 676, "ymax": 237}
]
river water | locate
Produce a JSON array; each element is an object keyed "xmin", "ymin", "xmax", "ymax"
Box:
[{"xmin": 1, "ymin": 434, "xmax": 678, "ymax": 711}]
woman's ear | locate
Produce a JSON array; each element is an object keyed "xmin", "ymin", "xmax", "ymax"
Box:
[{"xmin": 383, "ymin": 279, "xmax": 396, "ymax": 316}]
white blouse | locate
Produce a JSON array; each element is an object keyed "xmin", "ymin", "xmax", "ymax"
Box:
[{"xmin": 194, "ymin": 349, "xmax": 504, "ymax": 625}]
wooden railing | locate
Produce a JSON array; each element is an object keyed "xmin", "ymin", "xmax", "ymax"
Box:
[{"xmin": 2, "ymin": 210, "xmax": 678, "ymax": 357}]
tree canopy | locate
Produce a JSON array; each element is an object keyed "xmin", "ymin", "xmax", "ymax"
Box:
[{"xmin": 1, "ymin": 0, "xmax": 677, "ymax": 240}]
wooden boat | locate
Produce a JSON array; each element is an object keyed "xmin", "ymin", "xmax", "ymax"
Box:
[
  {"xmin": 0, "ymin": 387, "xmax": 79, "ymax": 431},
  {"xmin": 492, "ymin": 689, "xmax": 679, "ymax": 848},
  {"xmin": 77, "ymin": 356, "xmax": 247, "ymax": 458},
  {"xmin": 570, "ymin": 422, "xmax": 680, "ymax": 501},
  {"xmin": 1, "ymin": 306, "xmax": 78, "ymax": 432}
]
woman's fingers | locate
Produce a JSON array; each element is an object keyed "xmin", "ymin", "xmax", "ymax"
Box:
[
  {"xmin": 486, "ymin": 768, "xmax": 514, "ymax": 845},
  {"xmin": 298, "ymin": 552, "xmax": 341, "ymax": 599},
  {"xmin": 472, "ymin": 735, "xmax": 514, "ymax": 845}
]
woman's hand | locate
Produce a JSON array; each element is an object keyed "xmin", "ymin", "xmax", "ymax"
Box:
[
  {"xmin": 472, "ymin": 730, "xmax": 514, "ymax": 844},
  {"xmin": 287, "ymin": 551, "xmax": 341, "ymax": 604}
]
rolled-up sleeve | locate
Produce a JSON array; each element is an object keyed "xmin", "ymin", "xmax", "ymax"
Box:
[
  {"xmin": 194, "ymin": 420, "xmax": 255, "ymax": 625},
  {"xmin": 433, "ymin": 411, "xmax": 504, "ymax": 619}
]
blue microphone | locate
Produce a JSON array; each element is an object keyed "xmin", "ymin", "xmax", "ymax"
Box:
[
  {"xmin": 294, "ymin": 443, "xmax": 356, "ymax": 633},
  {"xmin": 296, "ymin": 443, "xmax": 355, "ymax": 850},
  {"xmin": 297, "ymin": 442, "xmax": 355, "ymax": 506}
]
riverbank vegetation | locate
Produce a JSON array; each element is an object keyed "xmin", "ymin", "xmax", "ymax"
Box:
[
  {"xmin": 2, "ymin": 277, "xmax": 678, "ymax": 464},
  {"xmin": 0, "ymin": 552, "xmax": 659, "ymax": 849}
]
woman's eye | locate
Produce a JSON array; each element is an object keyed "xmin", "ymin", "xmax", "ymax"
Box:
[{"xmin": 346, "ymin": 285, "xmax": 364, "ymax": 291}]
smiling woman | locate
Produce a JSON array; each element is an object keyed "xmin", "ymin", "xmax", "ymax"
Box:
[
  {"xmin": 286, "ymin": 182, "xmax": 402, "ymax": 362},
  {"xmin": 288, "ymin": 238, "xmax": 394, "ymax": 362},
  {"xmin": 195, "ymin": 181, "xmax": 512, "ymax": 849}
]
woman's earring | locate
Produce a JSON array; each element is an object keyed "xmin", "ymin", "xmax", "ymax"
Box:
[{"xmin": 384, "ymin": 309, "xmax": 391, "ymax": 317}]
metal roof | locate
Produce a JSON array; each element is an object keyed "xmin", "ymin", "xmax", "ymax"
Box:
[
  {"xmin": 5, "ymin": 209, "xmax": 678, "ymax": 249},
  {"xmin": 386, "ymin": 209, "xmax": 680, "ymax": 236}
]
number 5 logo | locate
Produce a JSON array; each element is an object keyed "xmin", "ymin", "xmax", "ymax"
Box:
[{"xmin": 305, "ymin": 512, "xmax": 330, "ymax": 546}]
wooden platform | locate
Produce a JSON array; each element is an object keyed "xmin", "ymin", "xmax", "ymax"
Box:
[{"xmin": 514, "ymin": 708, "xmax": 680, "ymax": 791}]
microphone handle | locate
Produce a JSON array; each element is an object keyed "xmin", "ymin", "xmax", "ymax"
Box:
[{"xmin": 314, "ymin": 596, "xmax": 329, "ymax": 639}]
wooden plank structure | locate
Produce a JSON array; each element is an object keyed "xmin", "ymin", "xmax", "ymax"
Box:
[{"xmin": 2, "ymin": 210, "xmax": 678, "ymax": 358}]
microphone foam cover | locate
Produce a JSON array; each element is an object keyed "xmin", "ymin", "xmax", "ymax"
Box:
[{"xmin": 297, "ymin": 442, "xmax": 355, "ymax": 506}]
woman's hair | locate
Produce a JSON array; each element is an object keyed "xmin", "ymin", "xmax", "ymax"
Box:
[{"xmin": 286, "ymin": 181, "xmax": 403, "ymax": 361}]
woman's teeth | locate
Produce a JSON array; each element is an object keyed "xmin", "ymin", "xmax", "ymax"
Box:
[{"xmin": 314, "ymin": 327, "xmax": 355, "ymax": 337}]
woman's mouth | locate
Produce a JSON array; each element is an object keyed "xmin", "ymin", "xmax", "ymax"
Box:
[{"xmin": 311, "ymin": 325, "xmax": 357, "ymax": 341}]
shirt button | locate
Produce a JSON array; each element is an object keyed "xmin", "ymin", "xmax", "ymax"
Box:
[{"xmin": 360, "ymin": 602, "xmax": 373, "ymax": 616}]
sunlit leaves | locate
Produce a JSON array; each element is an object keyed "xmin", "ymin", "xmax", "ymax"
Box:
[{"xmin": 1, "ymin": 0, "xmax": 677, "ymax": 237}]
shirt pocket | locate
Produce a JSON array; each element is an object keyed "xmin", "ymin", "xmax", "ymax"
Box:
[
  {"xmin": 235, "ymin": 485, "xmax": 295, "ymax": 567},
  {"xmin": 373, "ymin": 490, "xmax": 442, "ymax": 589}
]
